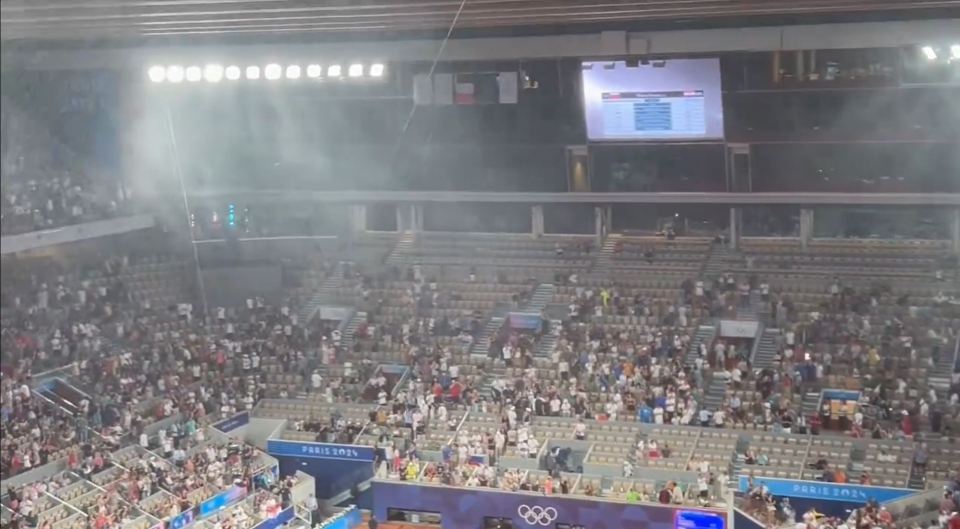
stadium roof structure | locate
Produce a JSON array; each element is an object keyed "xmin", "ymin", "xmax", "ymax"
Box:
[{"xmin": 2, "ymin": 0, "xmax": 959, "ymax": 43}]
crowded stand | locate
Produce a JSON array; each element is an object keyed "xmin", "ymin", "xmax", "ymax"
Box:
[
  {"xmin": 1, "ymin": 98, "xmax": 130, "ymax": 237},
  {"xmin": 3, "ymin": 14, "xmax": 960, "ymax": 529},
  {"xmin": 3, "ymin": 229, "xmax": 959, "ymax": 529}
]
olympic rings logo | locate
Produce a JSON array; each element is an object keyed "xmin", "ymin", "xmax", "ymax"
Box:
[{"xmin": 517, "ymin": 505, "xmax": 558, "ymax": 526}]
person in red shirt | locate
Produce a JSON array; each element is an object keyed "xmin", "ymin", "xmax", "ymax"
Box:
[
  {"xmin": 449, "ymin": 381, "xmax": 462, "ymax": 402},
  {"xmin": 948, "ymin": 513, "xmax": 960, "ymax": 529},
  {"xmin": 902, "ymin": 411, "xmax": 914, "ymax": 437}
]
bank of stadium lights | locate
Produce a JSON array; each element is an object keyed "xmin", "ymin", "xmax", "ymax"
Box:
[
  {"xmin": 264, "ymin": 63, "xmax": 282, "ymax": 80},
  {"xmin": 919, "ymin": 44, "xmax": 960, "ymax": 62},
  {"xmin": 147, "ymin": 62, "xmax": 385, "ymax": 83}
]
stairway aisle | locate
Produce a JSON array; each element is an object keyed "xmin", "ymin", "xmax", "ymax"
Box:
[
  {"xmin": 684, "ymin": 325, "xmax": 717, "ymax": 367},
  {"xmin": 297, "ymin": 262, "xmax": 346, "ymax": 324},
  {"xmin": 341, "ymin": 311, "xmax": 367, "ymax": 353},
  {"xmin": 471, "ymin": 316, "xmax": 505, "ymax": 357},
  {"xmin": 525, "ymin": 283, "xmax": 556, "ymax": 313},
  {"xmin": 752, "ymin": 328, "xmax": 781, "ymax": 369},
  {"xmin": 704, "ymin": 378, "xmax": 728, "ymax": 410},
  {"xmin": 593, "ymin": 237, "xmax": 617, "ymax": 275},
  {"xmin": 535, "ymin": 319, "xmax": 562, "ymax": 358},
  {"xmin": 385, "ymin": 232, "xmax": 416, "ymax": 265}
]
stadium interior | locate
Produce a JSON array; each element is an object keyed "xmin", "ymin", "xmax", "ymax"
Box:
[{"xmin": 1, "ymin": 2, "xmax": 960, "ymax": 529}]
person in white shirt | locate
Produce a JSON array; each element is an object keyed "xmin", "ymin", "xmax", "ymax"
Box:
[
  {"xmin": 483, "ymin": 429, "xmax": 502, "ymax": 458},
  {"xmin": 574, "ymin": 421, "xmax": 587, "ymax": 440},
  {"xmin": 549, "ymin": 397, "xmax": 561, "ymax": 416},
  {"xmin": 713, "ymin": 409, "xmax": 726, "ymax": 427},
  {"xmin": 527, "ymin": 437, "xmax": 539, "ymax": 458}
]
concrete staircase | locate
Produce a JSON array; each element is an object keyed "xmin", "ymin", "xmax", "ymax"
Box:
[
  {"xmin": 471, "ymin": 316, "xmax": 505, "ymax": 357},
  {"xmin": 341, "ymin": 311, "xmax": 367, "ymax": 353},
  {"xmin": 928, "ymin": 337, "xmax": 958, "ymax": 403},
  {"xmin": 536, "ymin": 320, "xmax": 562, "ymax": 358},
  {"xmin": 701, "ymin": 244, "xmax": 745, "ymax": 276},
  {"xmin": 684, "ymin": 325, "xmax": 718, "ymax": 367},
  {"xmin": 385, "ymin": 232, "xmax": 416, "ymax": 265},
  {"xmin": 847, "ymin": 441, "xmax": 868, "ymax": 482},
  {"xmin": 752, "ymin": 328, "xmax": 781, "ymax": 369},
  {"xmin": 480, "ymin": 365, "xmax": 507, "ymax": 401},
  {"xmin": 593, "ymin": 237, "xmax": 616, "ymax": 275},
  {"xmin": 526, "ymin": 283, "xmax": 556, "ymax": 313},
  {"xmin": 297, "ymin": 263, "xmax": 345, "ymax": 324},
  {"xmin": 704, "ymin": 378, "xmax": 728, "ymax": 410},
  {"xmin": 736, "ymin": 291, "xmax": 762, "ymax": 321},
  {"xmin": 801, "ymin": 390, "xmax": 821, "ymax": 419},
  {"xmin": 731, "ymin": 434, "xmax": 751, "ymax": 478}
]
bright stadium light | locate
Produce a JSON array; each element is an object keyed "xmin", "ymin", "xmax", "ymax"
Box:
[
  {"xmin": 306, "ymin": 64, "xmax": 323, "ymax": 78},
  {"xmin": 167, "ymin": 65, "xmax": 185, "ymax": 83},
  {"xmin": 225, "ymin": 65, "xmax": 241, "ymax": 80},
  {"xmin": 245, "ymin": 66, "xmax": 261, "ymax": 80},
  {"xmin": 285, "ymin": 65, "xmax": 301, "ymax": 79},
  {"xmin": 369, "ymin": 63, "xmax": 385, "ymax": 77},
  {"xmin": 204, "ymin": 64, "xmax": 224, "ymax": 83},
  {"xmin": 185, "ymin": 66, "xmax": 202, "ymax": 82},
  {"xmin": 348, "ymin": 63, "xmax": 363, "ymax": 77},
  {"xmin": 951, "ymin": 44, "xmax": 960, "ymax": 60},
  {"xmin": 265, "ymin": 63, "xmax": 282, "ymax": 80},
  {"xmin": 148, "ymin": 65, "xmax": 166, "ymax": 83},
  {"xmin": 921, "ymin": 45, "xmax": 937, "ymax": 60},
  {"xmin": 327, "ymin": 64, "xmax": 342, "ymax": 78}
]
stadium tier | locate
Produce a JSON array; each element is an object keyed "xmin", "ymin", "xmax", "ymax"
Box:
[{"xmin": 2, "ymin": 7, "xmax": 960, "ymax": 529}]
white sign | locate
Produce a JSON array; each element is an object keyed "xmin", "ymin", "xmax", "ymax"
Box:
[{"xmin": 719, "ymin": 320, "xmax": 758, "ymax": 338}]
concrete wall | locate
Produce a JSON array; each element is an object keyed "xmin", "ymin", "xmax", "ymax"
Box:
[{"xmin": 247, "ymin": 417, "xmax": 287, "ymax": 451}]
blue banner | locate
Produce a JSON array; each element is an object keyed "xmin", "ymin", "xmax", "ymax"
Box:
[
  {"xmin": 822, "ymin": 389, "xmax": 861, "ymax": 401},
  {"xmin": 168, "ymin": 509, "xmax": 195, "ymax": 529},
  {"xmin": 676, "ymin": 510, "xmax": 725, "ymax": 529},
  {"xmin": 198, "ymin": 486, "xmax": 248, "ymax": 518},
  {"xmin": 737, "ymin": 476, "xmax": 915, "ymax": 504},
  {"xmin": 267, "ymin": 439, "xmax": 375, "ymax": 462},
  {"xmin": 508, "ymin": 312, "xmax": 542, "ymax": 331},
  {"xmin": 213, "ymin": 412, "xmax": 250, "ymax": 433},
  {"xmin": 371, "ymin": 481, "xmax": 726, "ymax": 529},
  {"xmin": 251, "ymin": 507, "xmax": 295, "ymax": 529}
]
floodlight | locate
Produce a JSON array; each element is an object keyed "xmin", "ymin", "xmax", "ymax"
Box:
[
  {"xmin": 245, "ymin": 66, "xmax": 261, "ymax": 80},
  {"xmin": 148, "ymin": 65, "xmax": 166, "ymax": 83},
  {"xmin": 185, "ymin": 66, "xmax": 202, "ymax": 82},
  {"xmin": 203, "ymin": 64, "xmax": 224, "ymax": 83},
  {"xmin": 327, "ymin": 64, "xmax": 342, "ymax": 77},
  {"xmin": 285, "ymin": 65, "xmax": 301, "ymax": 79},
  {"xmin": 348, "ymin": 63, "xmax": 363, "ymax": 77},
  {"xmin": 369, "ymin": 63, "xmax": 385, "ymax": 77},
  {"xmin": 167, "ymin": 65, "xmax": 185, "ymax": 83},
  {"xmin": 921, "ymin": 46, "xmax": 937, "ymax": 60},
  {"xmin": 951, "ymin": 44, "xmax": 960, "ymax": 60},
  {"xmin": 225, "ymin": 66, "xmax": 241, "ymax": 80},
  {"xmin": 306, "ymin": 64, "xmax": 323, "ymax": 78},
  {"xmin": 265, "ymin": 64, "xmax": 282, "ymax": 80}
]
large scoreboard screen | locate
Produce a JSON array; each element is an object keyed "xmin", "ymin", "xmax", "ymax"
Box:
[{"xmin": 581, "ymin": 59, "xmax": 724, "ymax": 141}]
